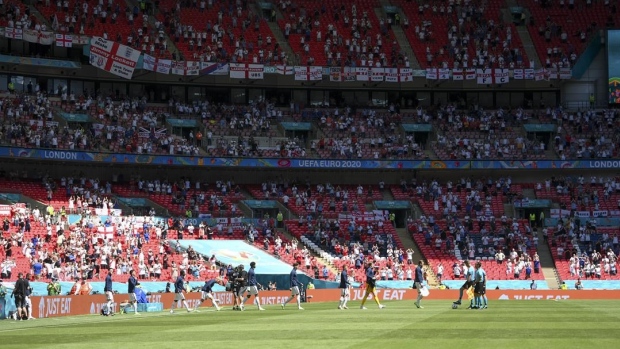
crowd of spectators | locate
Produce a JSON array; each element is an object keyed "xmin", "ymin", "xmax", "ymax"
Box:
[
  {"xmin": 529, "ymin": 0, "xmax": 616, "ymax": 69},
  {"xmin": 535, "ymin": 176, "xmax": 620, "ymax": 212},
  {"xmin": 279, "ymin": 1, "xmax": 403, "ymax": 67},
  {"xmin": 551, "ymin": 215, "xmax": 620, "ymax": 280},
  {"xmin": 411, "ymin": 209, "xmax": 542, "ymax": 280},
  {"xmin": 397, "ymin": 176, "xmax": 517, "ymax": 216},
  {"xmin": 2, "ymin": 88, "xmax": 620, "ymax": 164},
  {"xmin": 1, "ymin": 1, "xmax": 36, "ymax": 31},
  {"xmin": 159, "ymin": 0, "xmax": 285, "ymax": 63},
  {"xmin": 0, "ymin": 91, "xmax": 201, "ymax": 155},
  {"xmin": 0, "ymin": 199, "xmax": 239, "ymax": 284},
  {"xmin": 129, "ymin": 176, "xmax": 242, "ymax": 216},
  {"xmin": 414, "ymin": 2, "xmax": 527, "ymax": 69},
  {"xmin": 552, "ymin": 109, "xmax": 619, "ymax": 159},
  {"xmin": 311, "ymin": 106, "xmax": 426, "ymax": 159},
  {"xmin": 433, "ymin": 105, "xmax": 547, "ymax": 160}
]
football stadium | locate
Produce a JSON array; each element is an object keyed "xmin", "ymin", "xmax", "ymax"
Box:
[{"xmin": 1, "ymin": 0, "xmax": 620, "ymax": 347}]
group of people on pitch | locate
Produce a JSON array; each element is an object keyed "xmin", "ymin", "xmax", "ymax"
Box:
[
  {"xmin": 166, "ymin": 261, "xmax": 268, "ymax": 313},
  {"xmin": 9, "ymin": 273, "xmax": 35, "ymax": 320},
  {"xmin": 101, "ymin": 258, "xmax": 451, "ymax": 316},
  {"xmin": 453, "ymin": 260, "xmax": 488, "ymax": 309},
  {"xmin": 337, "ymin": 259, "xmax": 428, "ymax": 310},
  {"xmin": 226, "ymin": 262, "xmax": 266, "ymax": 311}
]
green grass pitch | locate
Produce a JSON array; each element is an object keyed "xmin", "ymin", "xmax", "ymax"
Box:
[{"xmin": 1, "ymin": 300, "xmax": 619, "ymax": 349}]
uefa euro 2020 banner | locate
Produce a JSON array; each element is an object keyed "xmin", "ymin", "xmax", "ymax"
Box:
[{"xmin": 89, "ymin": 37, "xmax": 141, "ymax": 79}]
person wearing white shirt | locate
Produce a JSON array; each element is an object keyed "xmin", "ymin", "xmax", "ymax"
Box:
[
  {"xmin": 380, "ymin": 267, "xmax": 387, "ymax": 280},
  {"xmin": 453, "ymin": 263, "xmax": 461, "ymax": 278},
  {"xmin": 397, "ymin": 268, "xmax": 405, "ymax": 280},
  {"xmin": 436, "ymin": 263, "xmax": 444, "ymax": 283},
  {"xmin": 138, "ymin": 261, "xmax": 147, "ymax": 279}
]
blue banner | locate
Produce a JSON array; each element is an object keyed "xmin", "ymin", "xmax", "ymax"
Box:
[
  {"xmin": 243, "ymin": 200, "xmax": 279, "ymax": 209},
  {"xmin": 117, "ymin": 197, "xmax": 148, "ymax": 207},
  {"xmin": 281, "ymin": 122, "xmax": 312, "ymax": 131},
  {"xmin": 167, "ymin": 118, "xmax": 198, "ymax": 127},
  {"xmin": 0, "ymin": 54, "xmax": 81, "ymax": 69},
  {"xmin": 1, "ymin": 146, "xmax": 618, "ymax": 170},
  {"xmin": 402, "ymin": 124, "xmax": 432, "ymax": 132},
  {"xmin": 374, "ymin": 201, "xmax": 411, "ymax": 209},
  {"xmin": 0, "ymin": 193, "xmax": 21, "ymax": 202},
  {"xmin": 59, "ymin": 112, "xmax": 90, "ymax": 122},
  {"xmin": 513, "ymin": 199, "xmax": 552, "ymax": 208}
]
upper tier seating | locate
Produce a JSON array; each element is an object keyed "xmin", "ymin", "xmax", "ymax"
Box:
[
  {"xmin": 522, "ymin": 0, "xmax": 617, "ymax": 69},
  {"xmin": 157, "ymin": 0, "xmax": 277, "ymax": 63},
  {"xmin": 34, "ymin": 0, "xmax": 172, "ymax": 57},
  {"xmin": 278, "ymin": 0, "xmax": 401, "ymax": 67},
  {"xmin": 394, "ymin": 0, "xmax": 528, "ymax": 69}
]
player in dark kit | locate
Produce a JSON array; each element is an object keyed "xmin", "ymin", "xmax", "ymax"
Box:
[
  {"xmin": 229, "ymin": 266, "xmax": 241, "ymax": 310},
  {"xmin": 360, "ymin": 262, "xmax": 385, "ymax": 310},
  {"xmin": 241, "ymin": 261, "xmax": 265, "ymax": 311},
  {"xmin": 193, "ymin": 277, "xmax": 224, "ymax": 312},
  {"xmin": 281, "ymin": 263, "xmax": 304, "ymax": 310},
  {"xmin": 453, "ymin": 260, "xmax": 475, "ymax": 307},
  {"xmin": 338, "ymin": 265, "xmax": 351, "ymax": 310},
  {"xmin": 11, "ymin": 273, "xmax": 29, "ymax": 320},
  {"xmin": 236, "ymin": 264, "xmax": 249, "ymax": 311},
  {"xmin": 170, "ymin": 270, "xmax": 192, "ymax": 314}
]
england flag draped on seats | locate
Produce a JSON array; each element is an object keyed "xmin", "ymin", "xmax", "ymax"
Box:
[
  {"xmin": 343, "ymin": 67, "xmax": 356, "ymax": 82},
  {"xmin": 294, "ymin": 66, "xmax": 322, "ymax": 81},
  {"xmin": 476, "ymin": 68, "xmax": 493, "ymax": 84},
  {"xmin": 425, "ymin": 68, "xmax": 438, "ymax": 80},
  {"xmin": 143, "ymin": 55, "xmax": 174, "ymax": 74},
  {"xmin": 384, "ymin": 68, "xmax": 413, "ymax": 83},
  {"xmin": 452, "ymin": 69, "xmax": 464, "ymax": 81},
  {"xmin": 330, "ymin": 67, "xmax": 342, "ymax": 81},
  {"xmin": 171, "ymin": 61, "xmax": 200, "ymax": 76},
  {"xmin": 370, "ymin": 67, "xmax": 384, "ymax": 82},
  {"xmin": 384, "ymin": 68, "xmax": 399, "ymax": 82},
  {"xmin": 55, "ymin": 33, "xmax": 73, "ymax": 47},
  {"xmin": 200, "ymin": 62, "xmax": 229, "ymax": 75},
  {"xmin": 524, "ymin": 69, "xmax": 535, "ymax": 79},
  {"xmin": 229, "ymin": 63, "xmax": 264, "ymax": 79},
  {"xmin": 5, "ymin": 28, "xmax": 23, "ymax": 40},
  {"xmin": 494, "ymin": 69, "xmax": 509, "ymax": 84},
  {"xmin": 89, "ymin": 37, "xmax": 140, "ymax": 79},
  {"xmin": 356, "ymin": 67, "xmax": 369, "ymax": 81},
  {"xmin": 513, "ymin": 69, "xmax": 524, "ymax": 80},
  {"xmin": 23, "ymin": 30, "xmax": 54, "ymax": 45},
  {"xmin": 276, "ymin": 65, "xmax": 294, "ymax": 75}
]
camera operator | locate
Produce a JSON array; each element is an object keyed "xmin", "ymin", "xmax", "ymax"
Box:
[{"xmin": 228, "ymin": 265, "xmax": 241, "ymax": 310}]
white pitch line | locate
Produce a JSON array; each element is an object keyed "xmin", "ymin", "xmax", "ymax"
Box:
[{"xmin": 0, "ymin": 311, "xmax": 191, "ymax": 333}]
